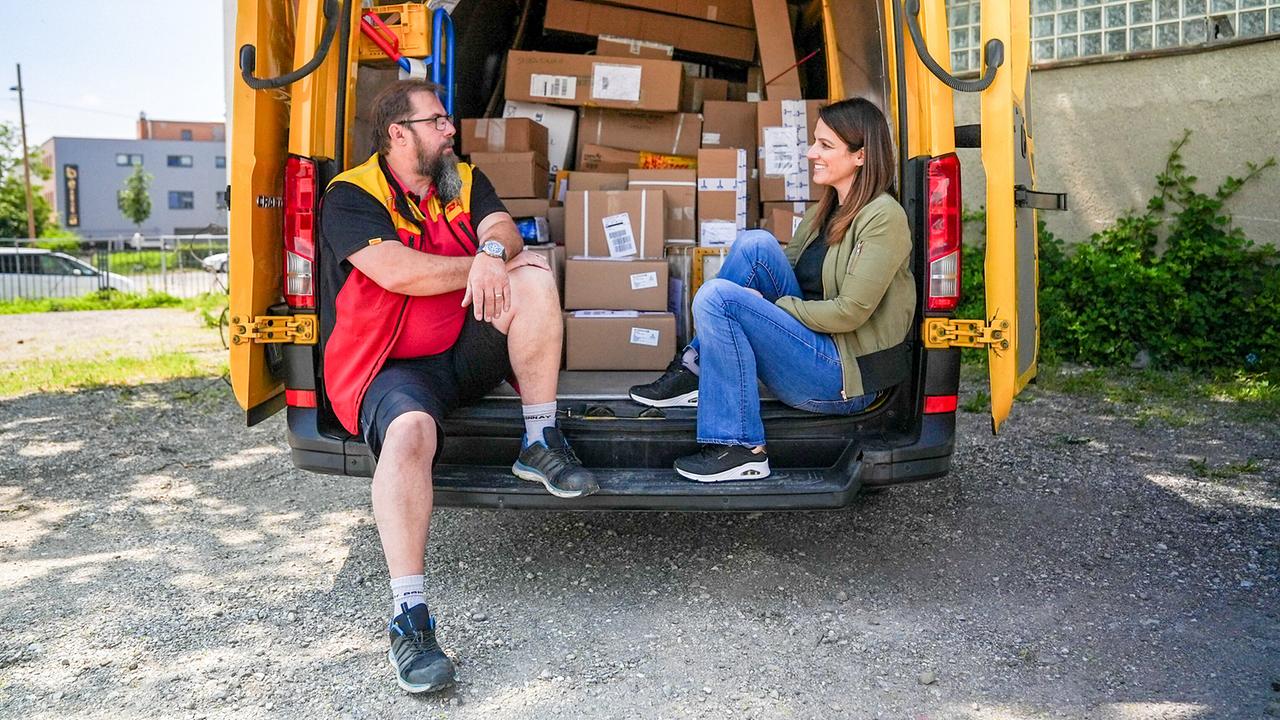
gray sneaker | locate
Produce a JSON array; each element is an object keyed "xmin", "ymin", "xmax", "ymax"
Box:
[
  {"xmin": 387, "ymin": 603, "xmax": 456, "ymax": 694},
  {"xmin": 512, "ymin": 426, "xmax": 600, "ymax": 498}
]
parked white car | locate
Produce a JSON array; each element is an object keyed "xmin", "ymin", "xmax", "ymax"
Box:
[{"xmin": 0, "ymin": 248, "xmax": 137, "ymax": 300}]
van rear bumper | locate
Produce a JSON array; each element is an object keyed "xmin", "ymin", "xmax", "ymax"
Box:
[{"xmin": 285, "ymin": 408, "xmax": 954, "ymax": 510}]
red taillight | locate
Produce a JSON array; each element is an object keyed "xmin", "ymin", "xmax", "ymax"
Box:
[
  {"xmin": 283, "ymin": 155, "xmax": 316, "ymax": 309},
  {"xmin": 285, "ymin": 389, "xmax": 317, "ymax": 408},
  {"xmin": 925, "ymin": 153, "xmax": 962, "ymax": 312},
  {"xmin": 923, "ymin": 394, "xmax": 958, "ymax": 414}
]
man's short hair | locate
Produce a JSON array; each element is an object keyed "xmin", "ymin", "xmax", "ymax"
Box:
[{"xmin": 370, "ymin": 79, "xmax": 447, "ymax": 155}]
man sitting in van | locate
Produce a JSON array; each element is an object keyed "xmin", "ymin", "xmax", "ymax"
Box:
[{"xmin": 318, "ymin": 78, "xmax": 597, "ymax": 694}]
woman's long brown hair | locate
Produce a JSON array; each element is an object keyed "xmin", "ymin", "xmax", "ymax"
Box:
[{"xmin": 811, "ymin": 98, "xmax": 896, "ymax": 246}]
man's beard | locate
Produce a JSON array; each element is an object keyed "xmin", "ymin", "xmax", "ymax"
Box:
[{"xmin": 415, "ymin": 136, "xmax": 462, "ymax": 204}]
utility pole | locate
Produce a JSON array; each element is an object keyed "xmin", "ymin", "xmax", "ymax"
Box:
[{"xmin": 12, "ymin": 64, "xmax": 37, "ymax": 239}]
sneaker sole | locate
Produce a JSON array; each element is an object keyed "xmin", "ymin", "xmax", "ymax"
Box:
[
  {"xmin": 674, "ymin": 460, "xmax": 771, "ymax": 483},
  {"xmin": 386, "ymin": 650, "xmax": 455, "ymax": 694},
  {"xmin": 512, "ymin": 461, "xmax": 595, "ymax": 499},
  {"xmin": 629, "ymin": 390, "xmax": 698, "ymax": 408}
]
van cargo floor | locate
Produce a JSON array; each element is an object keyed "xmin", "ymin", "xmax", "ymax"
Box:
[{"xmin": 486, "ymin": 370, "xmax": 780, "ymax": 401}]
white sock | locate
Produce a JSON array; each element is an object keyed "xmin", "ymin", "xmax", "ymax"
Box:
[
  {"xmin": 681, "ymin": 347, "xmax": 700, "ymax": 376},
  {"xmin": 522, "ymin": 401, "xmax": 557, "ymax": 445},
  {"xmin": 390, "ymin": 574, "xmax": 426, "ymax": 617}
]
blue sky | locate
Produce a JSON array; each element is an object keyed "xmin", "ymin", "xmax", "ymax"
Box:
[{"xmin": 0, "ymin": 1, "xmax": 227, "ymax": 146}]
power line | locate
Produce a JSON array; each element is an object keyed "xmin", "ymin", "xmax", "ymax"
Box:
[{"xmin": 6, "ymin": 96, "xmax": 139, "ymax": 120}]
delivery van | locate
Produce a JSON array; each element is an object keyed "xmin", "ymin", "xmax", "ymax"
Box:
[{"xmin": 227, "ymin": 0, "xmax": 1060, "ymax": 509}]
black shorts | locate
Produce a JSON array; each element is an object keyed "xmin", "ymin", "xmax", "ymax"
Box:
[{"xmin": 359, "ymin": 314, "xmax": 512, "ymax": 461}]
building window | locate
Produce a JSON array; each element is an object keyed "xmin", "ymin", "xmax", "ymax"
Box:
[
  {"xmin": 181, "ymin": 129, "xmax": 193, "ymax": 141},
  {"xmin": 947, "ymin": 0, "xmax": 1280, "ymax": 68},
  {"xmin": 169, "ymin": 191, "xmax": 195, "ymax": 210},
  {"xmin": 215, "ymin": 190, "xmax": 229, "ymax": 210},
  {"xmin": 167, "ymin": 155, "xmax": 193, "ymax": 168},
  {"xmin": 215, "ymin": 155, "xmax": 226, "ymax": 169},
  {"xmin": 115, "ymin": 153, "xmax": 143, "ymax": 166}
]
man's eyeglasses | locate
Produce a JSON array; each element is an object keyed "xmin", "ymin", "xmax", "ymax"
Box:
[{"xmin": 396, "ymin": 114, "xmax": 455, "ymax": 132}]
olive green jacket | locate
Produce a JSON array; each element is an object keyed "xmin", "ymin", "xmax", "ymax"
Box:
[{"xmin": 776, "ymin": 193, "xmax": 916, "ymax": 398}]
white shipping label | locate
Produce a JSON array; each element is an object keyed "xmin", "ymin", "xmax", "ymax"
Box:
[
  {"xmin": 630, "ymin": 271, "xmax": 659, "ymax": 290},
  {"xmin": 602, "ymin": 212, "xmax": 638, "ymax": 258},
  {"xmin": 529, "ymin": 74, "xmax": 577, "ymax": 100},
  {"xmin": 764, "ymin": 126, "xmax": 801, "ymax": 176},
  {"xmin": 630, "ymin": 327, "xmax": 661, "ymax": 347},
  {"xmin": 700, "ymin": 221, "xmax": 737, "ymax": 247},
  {"xmin": 591, "ymin": 64, "xmax": 643, "ymax": 102},
  {"xmin": 701, "ymin": 132, "xmax": 721, "ymax": 145},
  {"xmin": 573, "ymin": 310, "xmax": 640, "ymax": 318}
]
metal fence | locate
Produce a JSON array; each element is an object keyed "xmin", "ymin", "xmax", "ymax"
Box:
[{"xmin": 0, "ymin": 235, "xmax": 229, "ymax": 301}]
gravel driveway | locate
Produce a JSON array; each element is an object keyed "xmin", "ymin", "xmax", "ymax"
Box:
[{"xmin": 0, "ymin": 314, "xmax": 1277, "ymax": 720}]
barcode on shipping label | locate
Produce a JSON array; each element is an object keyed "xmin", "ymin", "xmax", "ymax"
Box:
[
  {"xmin": 630, "ymin": 271, "xmax": 659, "ymax": 290},
  {"xmin": 763, "ymin": 126, "xmax": 800, "ymax": 176},
  {"xmin": 630, "ymin": 327, "xmax": 660, "ymax": 347},
  {"xmin": 602, "ymin": 212, "xmax": 638, "ymax": 258},
  {"xmin": 529, "ymin": 74, "xmax": 577, "ymax": 100},
  {"xmin": 591, "ymin": 64, "xmax": 643, "ymax": 102}
]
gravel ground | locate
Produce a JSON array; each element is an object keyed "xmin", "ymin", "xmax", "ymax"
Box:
[{"xmin": 0, "ymin": 313, "xmax": 1277, "ymax": 720}]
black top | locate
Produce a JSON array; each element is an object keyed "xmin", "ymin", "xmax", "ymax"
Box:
[
  {"xmin": 793, "ymin": 216, "xmax": 830, "ymax": 301},
  {"xmin": 317, "ymin": 161, "xmax": 506, "ymax": 348}
]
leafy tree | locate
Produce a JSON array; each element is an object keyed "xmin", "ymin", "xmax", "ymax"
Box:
[
  {"xmin": 0, "ymin": 122, "xmax": 55, "ymax": 238},
  {"xmin": 117, "ymin": 163, "xmax": 153, "ymax": 230}
]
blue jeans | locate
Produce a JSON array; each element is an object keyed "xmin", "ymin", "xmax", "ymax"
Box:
[{"xmin": 688, "ymin": 230, "xmax": 875, "ymax": 446}]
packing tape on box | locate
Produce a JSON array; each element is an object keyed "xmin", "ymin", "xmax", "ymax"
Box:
[{"xmin": 781, "ymin": 100, "xmax": 810, "ymax": 201}]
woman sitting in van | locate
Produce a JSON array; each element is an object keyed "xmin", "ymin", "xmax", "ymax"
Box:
[{"xmin": 629, "ymin": 97, "xmax": 916, "ymax": 482}]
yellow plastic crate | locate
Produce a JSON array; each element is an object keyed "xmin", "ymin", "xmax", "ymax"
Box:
[{"xmin": 357, "ymin": 3, "xmax": 432, "ymax": 64}]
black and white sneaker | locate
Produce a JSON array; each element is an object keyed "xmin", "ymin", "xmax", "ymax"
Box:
[
  {"xmin": 629, "ymin": 357, "xmax": 699, "ymax": 407},
  {"xmin": 387, "ymin": 603, "xmax": 456, "ymax": 694},
  {"xmin": 512, "ymin": 426, "xmax": 600, "ymax": 498},
  {"xmin": 674, "ymin": 444, "xmax": 771, "ymax": 482}
]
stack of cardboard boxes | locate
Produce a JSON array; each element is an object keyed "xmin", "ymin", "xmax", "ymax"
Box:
[{"xmin": 452, "ymin": 0, "xmax": 825, "ymax": 370}]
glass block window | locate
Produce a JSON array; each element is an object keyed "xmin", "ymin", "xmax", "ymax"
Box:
[{"xmin": 946, "ymin": 0, "xmax": 1279, "ymax": 66}]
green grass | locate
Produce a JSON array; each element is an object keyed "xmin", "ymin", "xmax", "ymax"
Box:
[
  {"xmin": 102, "ymin": 245, "xmax": 224, "ymax": 273},
  {"xmin": 0, "ymin": 352, "xmax": 223, "ymax": 398},
  {"xmin": 1031, "ymin": 365, "xmax": 1280, "ymax": 426},
  {"xmin": 0, "ymin": 290, "xmax": 228, "ymax": 316}
]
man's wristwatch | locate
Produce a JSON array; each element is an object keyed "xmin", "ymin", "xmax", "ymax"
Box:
[{"xmin": 477, "ymin": 239, "xmax": 507, "ymax": 262}]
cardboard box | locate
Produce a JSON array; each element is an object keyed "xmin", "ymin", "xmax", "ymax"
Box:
[
  {"xmin": 595, "ymin": 0, "xmax": 755, "ymax": 28},
  {"xmin": 596, "ymin": 35, "xmax": 675, "ymax": 60},
  {"xmin": 700, "ymin": 101, "xmax": 757, "ymax": 167},
  {"xmin": 565, "ymin": 189, "xmax": 666, "ymax": 259},
  {"xmin": 548, "ymin": 206, "xmax": 566, "ymax": 246},
  {"xmin": 460, "ymin": 118, "xmax": 549, "ymax": 158},
  {"xmin": 554, "ymin": 171, "xmax": 630, "ymax": 204},
  {"xmin": 751, "ymin": 0, "xmax": 802, "ymax": 100},
  {"xmin": 680, "ymin": 77, "xmax": 729, "ymax": 113},
  {"xmin": 564, "ymin": 311, "xmax": 677, "ymax": 370},
  {"xmin": 577, "ymin": 109, "xmax": 702, "ymax": 158},
  {"xmin": 564, "ymin": 258, "xmax": 669, "ymax": 311},
  {"xmin": 470, "ymin": 151, "xmax": 549, "ymax": 199},
  {"xmin": 503, "ymin": 100, "xmax": 579, "ymax": 174},
  {"xmin": 523, "ymin": 244, "xmax": 566, "ymax": 301},
  {"xmin": 757, "ymin": 100, "xmax": 823, "ymax": 202},
  {"xmin": 504, "ymin": 50, "xmax": 684, "ymax": 113},
  {"xmin": 628, "ymin": 168, "xmax": 696, "ymax": 242},
  {"xmin": 542, "ymin": 0, "xmax": 756, "ymax": 63},
  {"xmin": 760, "ymin": 202, "xmax": 812, "ymax": 242},
  {"xmin": 696, "ymin": 148, "xmax": 748, "ymax": 247},
  {"xmin": 579, "ymin": 144, "xmax": 697, "ymax": 174}
]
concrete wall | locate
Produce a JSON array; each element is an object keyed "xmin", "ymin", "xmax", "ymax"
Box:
[
  {"xmin": 45, "ymin": 137, "xmax": 229, "ymax": 238},
  {"xmin": 954, "ymin": 40, "xmax": 1280, "ymax": 246}
]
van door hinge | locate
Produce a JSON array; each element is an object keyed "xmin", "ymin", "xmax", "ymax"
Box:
[
  {"xmin": 922, "ymin": 318, "xmax": 1010, "ymax": 350},
  {"xmin": 1014, "ymin": 186, "xmax": 1068, "ymax": 211},
  {"xmin": 229, "ymin": 314, "xmax": 318, "ymax": 345}
]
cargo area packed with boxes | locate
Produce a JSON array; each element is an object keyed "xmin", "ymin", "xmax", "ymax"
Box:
[{"xmin": 353, "ymin": 0, "xmax": 877, "ymax": 376}]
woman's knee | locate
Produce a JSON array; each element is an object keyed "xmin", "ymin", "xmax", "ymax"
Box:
[
  {"xmin": 693, "ymin": 277, "xmax": 747, "ymax": 316},
  {"xmin": 736, "ymin": 228, "xmax": 781, "ymax": 252}
]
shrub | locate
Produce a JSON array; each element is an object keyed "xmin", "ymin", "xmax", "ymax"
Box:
[{"xmin": 962, "ymin": 131, "xmax": 1277, "ymax": 372}]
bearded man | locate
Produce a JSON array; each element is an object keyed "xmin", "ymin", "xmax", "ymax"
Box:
[{"xmin": 317, "ymin": 79, "xmax": 597, "ymax": 694}]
